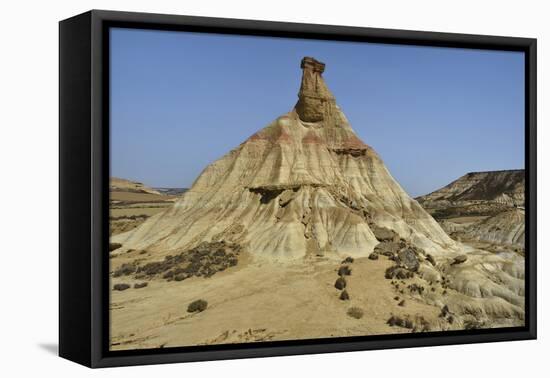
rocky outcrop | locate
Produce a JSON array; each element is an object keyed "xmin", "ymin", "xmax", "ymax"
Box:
[
  {"xmin": 295, "ymin": 57, "xmax": 335, "ymax": 123},
  {"xmin": 113, "ymin": 57, "xmax": 456, "ymax": 261}
]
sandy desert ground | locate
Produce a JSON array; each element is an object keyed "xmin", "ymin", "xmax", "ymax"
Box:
[{"xmin": 109, "ymin": 236, "xmax": 524, "ymax": 350}]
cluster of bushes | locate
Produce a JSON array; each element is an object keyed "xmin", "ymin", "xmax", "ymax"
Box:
[
  {"xmin": 390, "ymin": 280, "xmax": 405, "ymax": 295},
  {"xmin": 385, "ymin": 266, "xmax": 414, "ymax": 280},
  {"xmin": 407, "ymin": 283, "xmax": 425, "ymax": 294},
  {"xmin": 113, "ymin": 241, "xmax": 241, "ymax": 282},
  {"xmin": 387, "ymin": 314, "xmax": 431, "ymax": 332},
  {"xmin": 387, "ymin": 314, "xmax": 413, "ymax": 329},
  {"xmin": 113, "ymin": 263, "xmax": 137, "ymax": 277},
  {"xmin": 112, "ymin": 282, "xmax": 148, "ymax": 291}
]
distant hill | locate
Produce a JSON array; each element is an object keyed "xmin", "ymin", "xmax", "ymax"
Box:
[
  {"xmin": 416, "ymin": 170, "xmax": 524, "ymax": 218},
  {"xmin": 416, "ymin": 170, "xmax": 525, "ymax": 251},
  {"xmin": 109, "ymin": 177, "xmax": 182, "ymax": 236},
  {"xmin": 110, "ymin": 177, "xmax": 161, "ymax": 195}
]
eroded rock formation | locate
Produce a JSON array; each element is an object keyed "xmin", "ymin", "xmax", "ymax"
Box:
[
  {"xmin": 295, "ymin": 57, "xmax": 335, "ymax": 122},
  {"xmin": 113, "ymin": 57, "xmax": 455, "ymax": 260}
]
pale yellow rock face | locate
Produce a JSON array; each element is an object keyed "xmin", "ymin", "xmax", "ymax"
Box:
[{"xmin": 113, "ymin": 57, "xmax": 455, "ymax": 261}]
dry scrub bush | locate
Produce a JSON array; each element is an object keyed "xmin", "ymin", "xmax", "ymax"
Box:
[
  {"xmin": 113, "ymin": 283, "xmax": 130, "ymax": 291},
  {"xmin": 187, "ymin": 299, "xmax": 208, "ymax": 313},
  {"xmin": 347, "ymin": 307, "xmax": 364, "ymax": 319},
  {"xmin": 334, "ymin": 277, "xmax": 347, "ymax": 290}
]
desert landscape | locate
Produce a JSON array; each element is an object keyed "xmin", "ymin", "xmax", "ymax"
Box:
[
  {"xmin": 110, "ymin": 177, "xmax": 186, "ymax": 236},
  {"xmin": 416, "ymin": 170, "xmax": 525, "ymax": 255},
  {"xmin": 109, "ymin": 57, "xmax": 525, "ymax": 351}
]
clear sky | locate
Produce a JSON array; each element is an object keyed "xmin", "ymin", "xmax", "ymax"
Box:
[{"xmin": 110, "ymin": 28, "xmax": 525, "ymax": 197}]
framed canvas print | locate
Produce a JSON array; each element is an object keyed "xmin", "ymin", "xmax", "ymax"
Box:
[{"xmin": 59, "ymin": 10, "xmax": 537, "ymax": 368}]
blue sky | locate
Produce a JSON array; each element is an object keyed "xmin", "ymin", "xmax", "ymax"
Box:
[{"xmin": 110, "ymin": 28, "xmax": 525, "ymax": 197}]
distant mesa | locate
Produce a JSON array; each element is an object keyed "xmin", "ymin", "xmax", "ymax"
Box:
[
  {"xmin": 417, "ymin": 170, "xmax": 525, "ymax": 251},
  {"xmin": 416, "ymin": 169, "xmax": 524, "ymax": 209},
  {"xmin": 110, "ymin": 177, "xmax": 188, "ymax": 197}
]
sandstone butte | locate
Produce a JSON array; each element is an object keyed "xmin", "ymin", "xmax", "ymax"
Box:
[{"xmin": 113, "ymin": 57, "xmax": 457, "ymax": 260}]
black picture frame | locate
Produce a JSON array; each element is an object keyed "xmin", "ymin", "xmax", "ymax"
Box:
[{"xmin": 59, "ymin": 9, "xmax": 537, "ymax": 368}]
